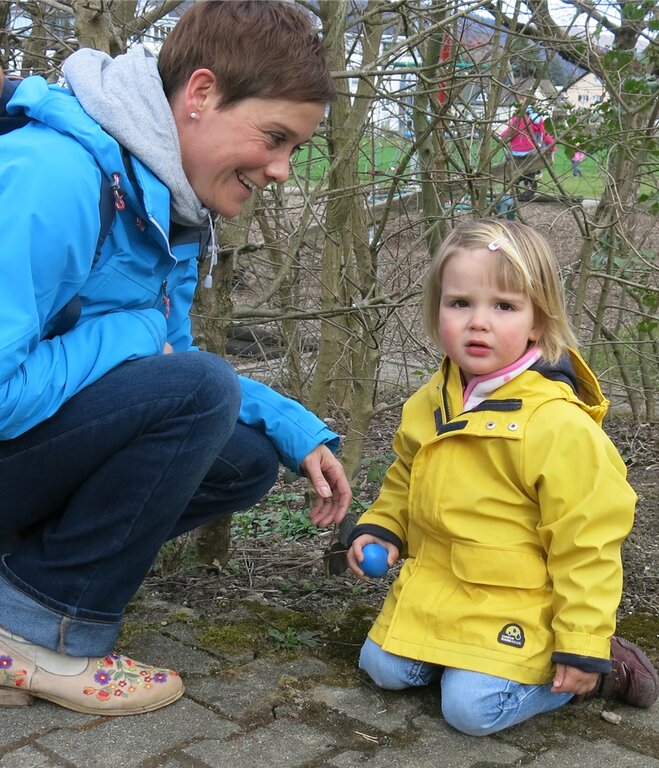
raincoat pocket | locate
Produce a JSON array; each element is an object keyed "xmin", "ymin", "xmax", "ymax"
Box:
[
  {"xmin": 451, "ymin": 540, "xmax": 548, "ymax": 589},
  {"xmin": 435, "ymin": 540, "xmax": 551, "ymax": 658}
]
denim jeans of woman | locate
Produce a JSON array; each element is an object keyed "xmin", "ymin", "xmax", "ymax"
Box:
[
  {"xmin": 359, "ymin": 637, "xmax": 574, "ymax": 736},
  {"xmin": 0, "ymin": 351, "xmax": 279, "ymax": 656}
]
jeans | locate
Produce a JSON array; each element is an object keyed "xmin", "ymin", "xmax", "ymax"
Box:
[
  {"xmin": 0, "ymin": 352, "xmax": 279, "ymax": 656},
  {"xmin": 359, "ymin": 637, "xmax": 574, "ymax": 736}
]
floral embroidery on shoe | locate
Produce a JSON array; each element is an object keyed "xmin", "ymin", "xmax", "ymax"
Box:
[
  {"xmin": 0, "ymin": 655, "xmax": 27, "ymax": 689},
  {"xmin": 82, "ymin": 653, "xmax": 177, "ymax": 703}
]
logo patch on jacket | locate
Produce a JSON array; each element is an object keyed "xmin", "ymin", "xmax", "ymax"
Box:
[{"xmin": 498, "ymin": 623, "xmax": 525, "ymax": 648}]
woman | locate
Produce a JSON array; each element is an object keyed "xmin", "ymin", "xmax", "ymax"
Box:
[{"xmin": 0, "ymin": 1, "xmax": 350, "ymax": 716}]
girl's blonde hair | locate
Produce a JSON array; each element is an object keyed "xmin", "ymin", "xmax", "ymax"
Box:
[{"xmin": 423, "ymin": 219, "xmax": 577, "ymax": 364}]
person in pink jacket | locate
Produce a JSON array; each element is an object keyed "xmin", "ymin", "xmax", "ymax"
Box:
[
  {"xmin": 572, "ymin": 145, "xmax": 586, "ymax": 176},
  {"xmin": 501, "ymin": 104, "xmax": 556, "ymax": 190},
  {"xmin": 501, "ymin": 104, "xmax": 556, "ymax": 156}
]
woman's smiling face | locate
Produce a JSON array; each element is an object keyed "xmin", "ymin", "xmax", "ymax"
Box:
[{"xmin": 179, "ymin": 89, "xmax": 325, "ymax": 218}]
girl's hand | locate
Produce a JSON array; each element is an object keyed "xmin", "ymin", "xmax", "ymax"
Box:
[
  {"xmin": 551, "ymin": 664, "xmax": 600, "ymax": 696},
  {"xmin": 347, "ymin": 534, "xmax": 399, "ymax": 579}
]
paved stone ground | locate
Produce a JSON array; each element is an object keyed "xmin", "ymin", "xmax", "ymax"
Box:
[{"xmin": 1, "ymin": 594, "xmax": 658, "ymax": 768}]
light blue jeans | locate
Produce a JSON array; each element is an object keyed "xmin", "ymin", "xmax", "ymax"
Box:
[{"xmin": 360, "ymin": 637, "xmax": 574, "ymax": 736}]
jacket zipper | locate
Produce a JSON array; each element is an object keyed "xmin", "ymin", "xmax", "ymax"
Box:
[{"xmin": 442, "ymin": 380, "xmax": 452, "ymax": 422}]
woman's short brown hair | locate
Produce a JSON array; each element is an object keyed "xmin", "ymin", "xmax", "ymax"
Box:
[{"xmin": 158, "ymin": 0, "xmax": 335, "ymax": 108}]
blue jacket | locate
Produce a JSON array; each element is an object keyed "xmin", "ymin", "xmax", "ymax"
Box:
[{"xmin": 0, "ymin": 76, "xmax": 338, "ymax": 469}]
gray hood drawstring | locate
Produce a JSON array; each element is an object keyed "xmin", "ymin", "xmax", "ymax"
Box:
[{"xmin": 203, "ymin": 214, "xmax": 219, "ymax": 288}]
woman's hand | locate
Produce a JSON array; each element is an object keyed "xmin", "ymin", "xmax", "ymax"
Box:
[
  {"xmin": 347, "ymin": 534, "xmax": 399, "ymax": 579},
  {"xmin": 300, "ymin": 444, "xmax": 352, "ymax": 528},
  {"xmin": 551, "ymin": 664, "xmax": 600, "ymax": 696}
]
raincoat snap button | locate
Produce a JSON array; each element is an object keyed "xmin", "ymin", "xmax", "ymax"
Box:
[
  {"xmin": 507, "ymin": 422, "xmax": 519, "ymax": 431},
  {"xmin": 486, "ymin": 421, "xmax": 496, "ymax": 429}
]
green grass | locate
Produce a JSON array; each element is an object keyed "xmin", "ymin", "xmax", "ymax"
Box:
[
  {"xmin": 293, "ymin": 133, "xmax": 609, "ymax": 199},
  {"xmin": 294, "ymin": 131, "xmax": 659, "ymax": 208},
  {"xmin": 540, "ymin": 150, "xmax": 605, "ymax": 199},
  {"xmin": 292, "ymin": 137, "xmax": 402, "ymax": 182}
]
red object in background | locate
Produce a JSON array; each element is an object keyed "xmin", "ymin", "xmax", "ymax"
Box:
[{"xmin": 437, "ymin": 34, "xmax": 452, "ymax": 105}]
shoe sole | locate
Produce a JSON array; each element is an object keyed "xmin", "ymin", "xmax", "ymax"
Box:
[{"xmin": 0, "ymin": 684, "xmax": 184, "ymax": 716}]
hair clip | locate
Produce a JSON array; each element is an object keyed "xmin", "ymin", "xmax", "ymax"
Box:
[{"xmin": 488, "ymin": 237, "xmax": 509, "ymax": 251}]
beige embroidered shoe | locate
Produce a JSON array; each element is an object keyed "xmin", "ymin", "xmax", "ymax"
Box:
[{"xmin": 0, "ymin": 632, "xmax": 183, "ymax": 716}]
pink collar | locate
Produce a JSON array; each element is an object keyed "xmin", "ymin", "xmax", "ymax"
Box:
[{"xmin": 462, "ymin": 347, "xmax": 542, "ymax": 411}]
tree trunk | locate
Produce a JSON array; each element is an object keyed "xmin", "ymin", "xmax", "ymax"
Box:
[
  {"xmin": 192, "ymin": 205, "xmax": 257, "ymax": 567},
  {"xmin": 309, "ymin": 0, "xmax": 385, "ymax": 417}
]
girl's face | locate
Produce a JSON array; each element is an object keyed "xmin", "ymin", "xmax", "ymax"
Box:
[
  {"xmin": 438, "ymin": 247, "xmax": 540, "ymax": 382},
  {"xmin": 179, "ymin": 90, "xmax": 325, "ymax": 219}
]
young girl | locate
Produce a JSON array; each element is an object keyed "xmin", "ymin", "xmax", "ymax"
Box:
[{"xmin": 347, "ymin": 220, "xmax": 658, "ymax": 736}]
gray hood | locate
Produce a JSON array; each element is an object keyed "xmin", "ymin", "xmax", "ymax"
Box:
[{"xmin": 62, "ymin": 45, "xmax": 209, "ymax": 226}]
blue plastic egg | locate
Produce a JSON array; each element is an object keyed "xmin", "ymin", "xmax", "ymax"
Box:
[{"xmin": 361, "ymin": 543, "xmax": 389, "ymax": 578}]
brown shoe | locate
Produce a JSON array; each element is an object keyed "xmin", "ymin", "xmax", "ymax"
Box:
[
  {"xmin": 0, "ymin": 633, "xmax": 183, "ymax": 716},
  {"xmin": 600, "ymin": 636, "xmax": 659, "ymax": 708}
]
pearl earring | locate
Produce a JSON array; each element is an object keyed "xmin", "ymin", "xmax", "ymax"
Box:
[{"xmin": 190, "ymin": 111, "xmax": 199, "ymax": 119}]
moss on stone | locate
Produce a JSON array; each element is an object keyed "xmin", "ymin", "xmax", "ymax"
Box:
[
  {"xmin": 195, "ymin": 600, "xmax": 324, "ymax": 655},
  {"xmin": 316, "ymin": 604, "xmax": 378, "ymax": 665},
  {"xmin": 197, "ymin": 621, "xmax": 265, "ymax": 654},
  {"xmin": 617, "ymin": 612, "xmax": 659, "ymax": 663}
]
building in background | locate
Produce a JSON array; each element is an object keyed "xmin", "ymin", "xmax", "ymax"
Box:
[{"xmin": 562, "ymin": 71, "xmax": 605, "ymax": 108}]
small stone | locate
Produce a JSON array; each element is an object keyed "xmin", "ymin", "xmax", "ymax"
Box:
[{"xmin": 601, "ymin": 710, "xmax": 622, "ymax": 724}]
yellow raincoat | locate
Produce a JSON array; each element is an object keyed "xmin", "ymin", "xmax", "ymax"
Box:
[{"xmin": 358, "ymin": 350, "xmax": 636, "ymax": 684}]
